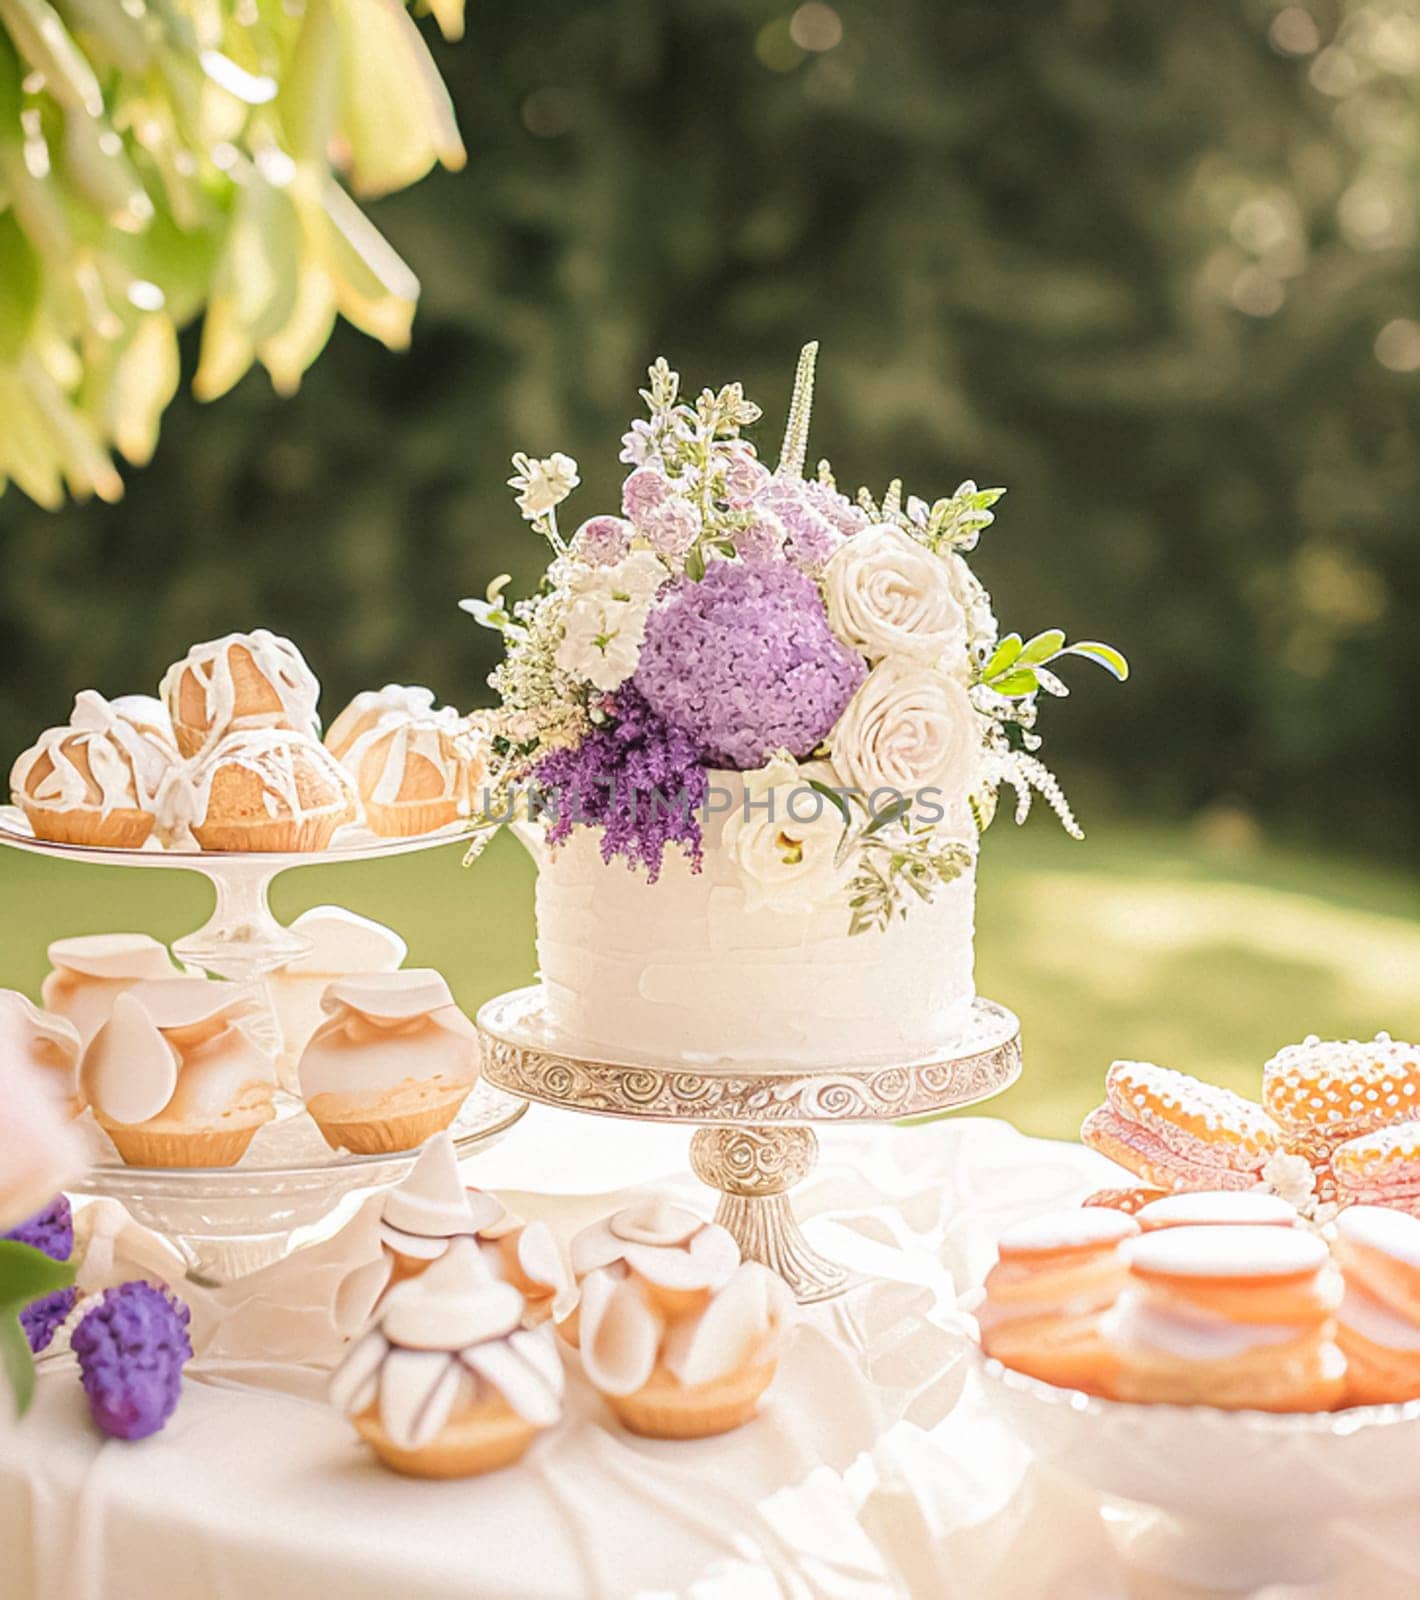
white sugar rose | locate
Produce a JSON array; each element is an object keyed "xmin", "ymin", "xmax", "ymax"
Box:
[
  {"xmin": 723, "ymin": 756, "xmax": 854, "ymax": 915},
  {"xmin": 831, "ymin": 660, "xmax": 981, "ymax": 800},
  {"xmin": 824, "ymin": 524, "xmax": 967, "ymax": 668}
]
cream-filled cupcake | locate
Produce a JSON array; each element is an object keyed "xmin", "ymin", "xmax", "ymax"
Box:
[
  {"xmin": 343, "ymin": 712, "xmax": 486, "ymax": 838},
  {"xmin": 159, "ymin": 630, "xmax": 321, "ymax": 760},
  {"xmin": 81, "ymin": 980, "xmax": 277, "ymax": 1167},
  {"xmin": 331, "ymin": 1237, "xmax": 563, "ymax": 1479},
  {"xmin": 10, "ymin": 690, "xmax": 176, "ymax": 848},
  {"xmin": 324, "ymin": 685, "xmax": 443, "ymax": 764},
  {"xmin": 298, "ymin": 971, "xmax": 480, "ymax": 1154},
  {"xmin": 0, "ymin": 989, "xmax": 83, "ymax": 1118},
  {"xmin": 42, "ymin": 933, "xmax": 187, "ymax": 1045},
  {"xmin": 568, "ymin": 1200, "xmax": 794, "ymax": 1438},
  {"xmin": 264, "ymin": 906, "xmax": 406, "ymax": 1092},
  {"xmin": 181, "ymin": 729, "xmax": 358, "ymax": 852},
  {"xmin": 363, "ymin": 1133, "xmax": 570, "ymax": 1321}
]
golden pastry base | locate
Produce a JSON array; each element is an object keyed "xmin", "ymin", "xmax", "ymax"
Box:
[{"xmin": 477, "ymin": 986, "xmax": 1022, "ymax": 1304}]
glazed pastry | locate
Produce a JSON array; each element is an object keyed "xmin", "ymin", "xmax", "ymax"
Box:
[
  {"xmin": 343, "ymin": 712, "xmax": 486, "ymax": 837},
  {"xmin": 80, "ymin": 980, "xmax": 277, "ymax": 1167},
  {"xmin": 567, "ymin": 1199, "xmax": 793, "ymax": 1438},
  {"xmin": 978, "ymin": 1208, "xmax": 1138, "ymax": 1396},
  {"xmin": 264, "ymin": 906, "xmax": 406, "ymax": 1092},
  {"xmin": 1082, "ymin": 1060, "xmax": 1279, "ymax": 1192},
  {"xmin": 298, "ymin": 971, "xmax": 480, "ymax": 1154},
  {"xmin": 330, "ymin": 1237, "xmax": 563, "ymax": 1479},
  {"xmin": 367, "ymin": 1135, "xmax": 570, "ymax": 1322},
  {"xmin": 43, "ymin": 933, "xmax": 186, "ymax": 1045},
  {"xmin": 159, "ymin": 630, "xmax": 321, "ymax": 759},
  {"xmin": 324, "ymin": 685, "xmax": 442, "ymax": 764},
  {"xmin": 1107, "ymin": 1225, "xmax": 1345, "ymax": 1411},
  {"xmin": 1264, "ymin": 1034, "xmax": 1420, "ymax": 1206},
  {"xmin": 0, "ymin": 989, "xmax": 83, "ymax": 1117},
  {"xmin": 1135, "ymin": 1191, "xmax": 1298, "ymax": 1231},
  {"xmin": 1333, "ymin": 1120, "xmax": 1420, "ymax": 1214},
  {"xmin": 107, "ymin": 694, "xmax": 177, "ymax": 750},
  {"xmin": 1333, "ymin": 1206, "xmax": 1420, "ymax": 1406},
  {"xmin": 181, "ymin": 730, "xmax": 357, "ymax": 852},
  {"xmin": 10, "ymin": 690, "xmax": 176, "ymax": 848},
  {"xmin": 1082, "ymin": 1187, "xmax": 1168, "ymax": 1215}
]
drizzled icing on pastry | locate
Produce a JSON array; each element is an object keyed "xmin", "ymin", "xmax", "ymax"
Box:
[
  {"xmin": 159, "ymin": 630, "xmax": 321, "ymax": 758},
  {"xmin": 330, "ymin": 1238, "xmax": 564, "ymax": 1450},
  {"xmin": 324, "ymin": 685, "xmax": 440, "ymax": 763},
  {"xmin": 344, "ymin": 711, "xmax": 484, "ymax": 813},
  {"xmin": 167, "ymin": 729, "xmax": 355, "ymax": 831},
  {"xmin": 10, "ymin": 690, "xmax": 175, "ymax": 816}
]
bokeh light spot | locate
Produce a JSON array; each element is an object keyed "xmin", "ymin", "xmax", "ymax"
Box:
[
  {"xmin": 790, "ymin": 3, "xmax": 844, "ymax": 52},
  {"xmin": 1375, "ymin": 318, "xmax": 1420, "ymax": 372}
]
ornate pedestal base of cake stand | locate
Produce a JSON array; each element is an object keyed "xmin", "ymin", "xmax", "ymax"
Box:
[{"xmin": 476, "ymin": 986, "xmax": 1023, "ymax": 1303}]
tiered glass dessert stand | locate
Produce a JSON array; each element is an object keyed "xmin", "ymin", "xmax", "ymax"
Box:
[
  {"xmin": 477, "ymin": 985, "xmax": 1022, "ymax": 1302},
  {"xmin": 0, "ymin": 816, "xmax": 526, "ymax": 1279}
]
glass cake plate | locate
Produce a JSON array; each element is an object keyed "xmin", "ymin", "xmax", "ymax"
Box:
[
  {"xmin": 0, "ymin": 813, "xmax": 529, "ymax": 1279},
  {"xmin": 477, "ymin": 984, "xmax": 1022, "ymax": 1303}
]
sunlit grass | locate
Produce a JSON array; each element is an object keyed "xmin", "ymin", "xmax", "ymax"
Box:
[{"xmin": 1, "ymin": 822, "xmax": 1414, "ymax": 1142}]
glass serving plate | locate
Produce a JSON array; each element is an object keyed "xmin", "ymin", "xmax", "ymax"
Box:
[{"xmin": 0, "ymin": 812, "xmax": 528, "ymax": 1278}]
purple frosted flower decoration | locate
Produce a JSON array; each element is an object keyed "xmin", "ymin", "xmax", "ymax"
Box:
[
  {"xmin": 4, "ymin": 1195, "xmax": 77, "ymax": 1353},
  {"xmin": 571, "ymin": 516, "xmax": 633, "ymax": 566},
  {"xmin": 622, "ymin": 466, "xmax": 672, "ymax": 524},
  {"xmin": 535, "ymin": 684, "xmax": 708, "ymax": 881},
  {"xmin": 72, "ymin": 1282, "xmax": 192, "ymax": 1441},
  {"xmin": 721, "ymin": 449, "xmax": 772, "ymax": 508},
  {"xmin": 633, "ymin": 559, "xmax": 866, "ymax": 769},
  {"xmin": 732, "ymin": 508, "xmax": 786, "ymax": 563},
  {"xmin": 640, "ymin": 495, "xmax": 700, "ymax": 559},
  {"xmin": 754, "ymin": 477, "xmax": 868, "ymax": 573}
]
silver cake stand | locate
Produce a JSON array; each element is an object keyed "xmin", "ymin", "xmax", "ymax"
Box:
[
  {"xmin": 0, "ymin": 816, "xmax": 527, "ymax": 1278},
  {"xmin": 477, "ymin": 985, "xmax": 1022, "ymax": 1303}
]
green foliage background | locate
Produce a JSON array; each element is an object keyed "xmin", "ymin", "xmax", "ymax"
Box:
[{"xmin": 2, "ymin": 0, "xmax": 1416, "ymax": 858}]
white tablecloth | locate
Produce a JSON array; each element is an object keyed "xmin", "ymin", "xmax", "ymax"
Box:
[{"xmin": 4, "ymin": 1112, "xmax": 1420, "ymax": 1600}]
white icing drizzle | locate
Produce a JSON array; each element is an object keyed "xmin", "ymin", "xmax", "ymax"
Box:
[
  {"xmin": 159, "ymin": 630, "xmax": 321, "ymax": 757},
  {"xmin": 344, "ymin": 712, "xmax": 483, "ymax": 813},
  {"xmin": 997, "ymin": 1207, "xmax": 1139, "ymax": 1255},
  {"xmin": 330, "ymin": 1239, "xmax": 564, "ymax": 1449},
  {"xmin": 324, "ymin": 685, "xmax": 440, "ymax": 762},
  {"xmin": 10, "ymin": 690, "xmax": 175, "ymax": 816},
  {"xmin": 173, "ymin": 729, "xmax": 354, "ymax": 829}
]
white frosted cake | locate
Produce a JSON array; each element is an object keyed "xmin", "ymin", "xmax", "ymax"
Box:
[
  {"xmin": 528, "ymin": 805, "xmax": 976, "ymax": 1069},
  {"xmin": 469, "ymin": 346, "xmax": 1125, "ymax": 1077}
]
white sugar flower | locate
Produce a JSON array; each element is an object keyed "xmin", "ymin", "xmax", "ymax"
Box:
[
  {"xmin": 831, "ymin": 659, "xmax": 982, "ymax": 800},
  {"xmin": 723, "ymin": 755, "xmax": 854, "ymax": 914},
  {"xmin": 554, "ymin": 551, "xmax": 670, "ymax": 691},
  {"xmin": 509, "ymin": 451, "xmax": 580, "ymax": 520},
  {"xmin": 824, "ymin": 523, "xmax": 968, "ymax": 669}
]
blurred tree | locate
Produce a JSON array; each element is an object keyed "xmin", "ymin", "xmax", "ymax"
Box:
[
  {"xmin": 1, "ymin": 0, "xmax": 1415, "ymax": 856},
  {"xmin": 0, "ymin": 0, "xmax": 466, "ymax": 505}
]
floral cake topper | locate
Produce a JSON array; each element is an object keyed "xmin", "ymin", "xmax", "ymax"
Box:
[{"xmin": 463, "ymin": 343, "xmax": 1127, "ymax": 934}]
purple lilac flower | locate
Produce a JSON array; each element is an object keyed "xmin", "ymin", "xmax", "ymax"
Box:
[
  {"xmin": 535, "ymin": 684, "xmax": 708, "ymax": 881},
  {"xmin": 720, "ymin": 449, "xmax": 772, "ymax": 508},
  {"xmin": 571, "ymin": 516, "xmax": 633, "ymax": 566},
  {"xmin": 72, "ymin": 1281, "xmax": 192, "ymax": 1441},
  {"xmin": 622, "ymin": 466, "xmax": 673, "ymax": 524},
  {"xmin": 752, "ymin": 476, "xmax": 869, "ymax": 573},
  {"xmin": 640, "ymin": 495, "xmax": 700, "ymax": 559},
  {"xmin": 633, "ymin": 559, "xmax": 866, "ymax": 769},
  {"xmin": 4, "ymin": 1196, "xmax": 77, "ymax": 1353},
  {"xmin": 731, "ymin": 508, "xmax": 786, "ymax": 563}
]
